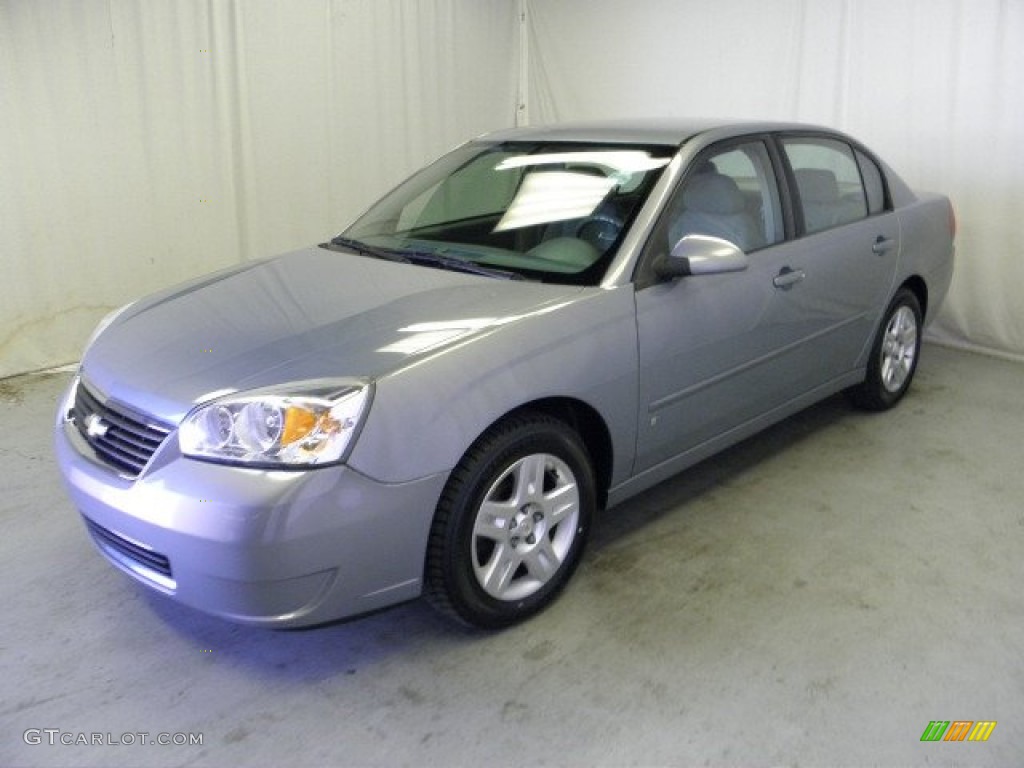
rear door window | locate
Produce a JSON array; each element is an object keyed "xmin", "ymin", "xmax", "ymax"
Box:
[{"xmin": 782, "ymin": 137, "xmax": 868, "ymax": 234}]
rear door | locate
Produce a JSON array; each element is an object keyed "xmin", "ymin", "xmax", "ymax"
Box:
[{"xmin": 776, "ymin": 135, "xmax": 901, "ymax": 377}]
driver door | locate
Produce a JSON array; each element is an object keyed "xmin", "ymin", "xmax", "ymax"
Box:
[{"xmin": 634, "ymin": 139, "xmax": 828, "ymax": 474}]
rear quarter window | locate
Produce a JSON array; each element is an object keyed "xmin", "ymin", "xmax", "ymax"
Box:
[{"xmin": 856, "ymin": 150, "xmax": 887, "ymax": 215}]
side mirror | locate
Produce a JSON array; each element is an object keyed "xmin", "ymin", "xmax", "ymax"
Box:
[{"xmin": 655, "ymin": 235, "xmax": 750, "ymax": 279}]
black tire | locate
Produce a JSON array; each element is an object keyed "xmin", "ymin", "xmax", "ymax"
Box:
[
  {"xmin": 425, "ymin": 412, "xmax": 595, "ymax": 629},
  {"xmin": 848, "ymin": 288, "xmax": 923, "ymax": 411}
]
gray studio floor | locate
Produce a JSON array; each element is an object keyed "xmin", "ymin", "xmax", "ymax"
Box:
[{"xmin": 2, "ymin": 343, "xmax": 1022, "ymax": 768}]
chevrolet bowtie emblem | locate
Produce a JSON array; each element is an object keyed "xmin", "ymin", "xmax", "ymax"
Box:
[{"xmin": 84, "ymin": 413, "xmax": 110, "ymax": 439}]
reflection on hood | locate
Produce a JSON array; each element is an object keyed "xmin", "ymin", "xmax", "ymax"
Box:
[{"xmin": 81, "ymin": 247, "xmax": 580, "ymax": 423}]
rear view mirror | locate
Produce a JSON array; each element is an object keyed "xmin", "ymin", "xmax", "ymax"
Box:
[{"xmin": 655, "ymin": 235, "xmax": 749, "ymax": 279}]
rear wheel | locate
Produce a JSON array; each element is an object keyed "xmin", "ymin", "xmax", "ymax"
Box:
[
  {"xmin": 848, "ymin": 288, "xmax": 922, "ymax": 411},
  {"xmin": 425, "ymin": 412, "xmax": 594, "ymax": 629}
]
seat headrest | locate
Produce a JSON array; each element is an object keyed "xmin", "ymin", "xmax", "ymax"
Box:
[
  {"xmin": 795, "ymin": 168, "xmax": 840, "ymax": 203},
  {"xmin": 682, "ymin": 173, "xmax": 746, "ymax": 215}
]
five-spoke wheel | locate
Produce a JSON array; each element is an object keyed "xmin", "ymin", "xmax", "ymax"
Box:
[
  {"xmin": 471, "ymin": 452, "xmax": 581, "ymax": 602},
  {"xmin": 426, "ymin": 412, "xmax": 594, "ymax": 629},
  {"xmin": 879, "ymin": 304, "xmax": 918, "ymax": 394},
  {"xmin": 848, "ymin": 288, "xmax": 923, "ymax": 411}
]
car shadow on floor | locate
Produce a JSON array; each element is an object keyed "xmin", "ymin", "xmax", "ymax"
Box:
[{"xmin": 587, "ymin": 392, "xmax": 855, "ymax": 553}]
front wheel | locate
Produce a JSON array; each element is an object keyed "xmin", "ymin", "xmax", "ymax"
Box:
[
  {"xmin": 425, "ymin": 412, "xmax": 595, "ymax": 629},
  {"xmin": 848, "ymin": 288, "xmax": 923, "ymax": 411}
]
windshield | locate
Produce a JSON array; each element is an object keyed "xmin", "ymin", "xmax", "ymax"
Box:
[{"xmin": 340, "ymin": 141, "xmax": 674, "ymax": 284}]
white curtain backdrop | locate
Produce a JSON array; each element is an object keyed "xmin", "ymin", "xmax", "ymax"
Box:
[
  {"xmin": 526, "ymin": 0, "xmax": 1024, "ymax": 360},
  {"xmin": 2, "ymin": 0, "xmax": 1022, "ymax": 377},
  {"xmin": 0, "ymin": 0, "xmax": 518, "ymax": 378}
]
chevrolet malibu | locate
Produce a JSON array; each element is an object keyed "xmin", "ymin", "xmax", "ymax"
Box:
[{"xmin": 56, "ymin": 120, "xmax": 955, "ymax": 629}]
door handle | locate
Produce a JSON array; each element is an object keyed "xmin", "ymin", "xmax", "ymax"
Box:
[
  {"xmin": 872, "ymin": 236, "xmax": 896, "ymax": 255},
  {"xmin": 773, "ymin": 266, "xmax": 806, "ymax": 289}
]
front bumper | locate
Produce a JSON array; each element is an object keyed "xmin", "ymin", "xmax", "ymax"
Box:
[{"xmin": 55, "ymin": 383, "xmax": 448, "ymax": 627}]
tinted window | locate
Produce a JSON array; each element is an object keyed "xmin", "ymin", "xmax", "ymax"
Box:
[
  {"xmin": 344, "ymin": 141, "xmax": 674, "ymax": 285},
  {"xmin": 782, "ymin": 138, "xmax": 868, "ymax": 234}
]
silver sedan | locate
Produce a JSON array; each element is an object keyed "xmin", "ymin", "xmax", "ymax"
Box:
[{"xmin": 55, "ymin": 120, "xmax": 955, "ymax": 628}]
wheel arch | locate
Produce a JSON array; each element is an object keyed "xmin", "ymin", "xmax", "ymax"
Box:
[
  {"xmin": 478, "ymin": 397, "xmax": 614, "ymax": 511},
  {"xmin": 899, "ymin": 275, "xmax": 929, "ymax": 322}
]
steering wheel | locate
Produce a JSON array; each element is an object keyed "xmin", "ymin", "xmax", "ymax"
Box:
[{"xmin": 575, "ymin": 210, "xmax": 623, "ymax": 253}]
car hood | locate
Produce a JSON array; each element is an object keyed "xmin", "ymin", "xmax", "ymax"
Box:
[{"xmin": 81, "ymin": 246, "xmax": 582, "ymax": 424}]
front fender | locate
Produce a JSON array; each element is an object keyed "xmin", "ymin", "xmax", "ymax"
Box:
[{"xmin": 347, "ymin": 285, "xmax": 639, "ymax": 487}]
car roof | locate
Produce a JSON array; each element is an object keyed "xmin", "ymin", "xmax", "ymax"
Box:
[{"xmin": 478, "ymin": 118, "xmax": 838, "ymax": 147}]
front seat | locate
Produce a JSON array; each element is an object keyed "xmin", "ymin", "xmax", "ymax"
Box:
[{"xmin": 669, "ymin": 172, "xmax": 761, "ymax": 252}]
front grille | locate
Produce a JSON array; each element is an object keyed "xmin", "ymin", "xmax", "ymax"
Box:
[
  {"xmin": 84, "ymin": 517, "xmax": 174, "ymax": 580},
  {"xmin": 73, "ymin": 381, "xmax": 172, "ymax": 477}
]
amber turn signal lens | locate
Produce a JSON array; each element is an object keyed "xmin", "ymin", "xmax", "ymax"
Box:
[{"xmin": 282, "ymin": 406, "xmax": 318, "ymax": 446}]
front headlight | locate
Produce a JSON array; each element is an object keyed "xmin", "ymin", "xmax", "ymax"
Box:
[{"xmin": 178, "ymin": 380, "xmax": 372, "ymax": 467}]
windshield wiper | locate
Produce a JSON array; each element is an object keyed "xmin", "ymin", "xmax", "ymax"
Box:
[
  {"xmin": 400, "ymin": 250, "xmax": 526, "ymax": 281},
  {"xmin": 323, "ymin": 236, "xmax": 411, "ymax": 263},
  {"xmin": 325, "ymin": 237, "xmax": 525, "ymax": 280}
]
